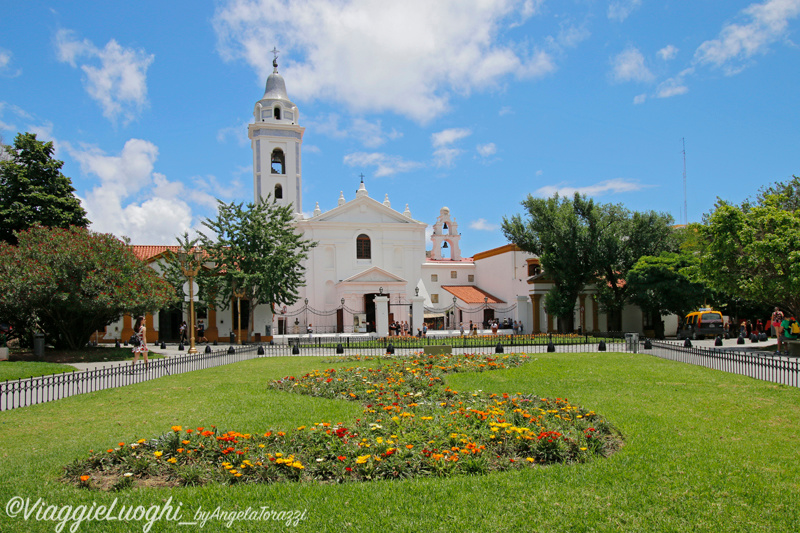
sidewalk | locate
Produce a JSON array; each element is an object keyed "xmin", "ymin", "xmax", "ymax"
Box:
[{"xmin": 67, "ymin": 342, "xmax": 242, "ymax": 372}]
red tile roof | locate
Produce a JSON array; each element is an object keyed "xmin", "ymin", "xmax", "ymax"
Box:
[
  {"xmin": 130, "ymin": 245, "xmax": 179, "ymax": 262},
  {"xmin": 441, "ymin": 285, "xmax": 505, "ymax": 304}
]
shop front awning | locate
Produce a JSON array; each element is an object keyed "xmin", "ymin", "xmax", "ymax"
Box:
[{"xmin": 423, "ymin": 312, "xmax": 445, "ymax": 319}]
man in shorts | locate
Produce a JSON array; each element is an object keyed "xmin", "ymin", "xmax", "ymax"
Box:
[{"xmin": 780, "ymin": 316, "xmax": 797, "ymax": 356}]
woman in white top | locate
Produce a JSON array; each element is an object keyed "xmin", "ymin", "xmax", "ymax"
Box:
[{"xmin": 131, "ymin": 315, "xmax": 148, "ymax": 372}]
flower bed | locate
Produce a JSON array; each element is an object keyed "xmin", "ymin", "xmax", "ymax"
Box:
[{"xmin": 64, "ymin": 352, "xmax": 621, "ymax": 490}]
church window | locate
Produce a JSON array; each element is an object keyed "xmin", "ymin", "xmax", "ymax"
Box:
[
  {"xmin": 271, "ymin": 149, "xmax": 285, "ymax": 174},
  {"xmin": 528, "ymin": 263, "xmax": 541, "ymax": 277},
  {"xmin": 431, "ymin": 294, "xmax": 439, "ymax": 304},
  {"xmin": 431, "ymin": 274, "xmax": 438, "ymax": 282},
  {"xmin": 356, "ymin": 234, "xmax": 371, "ymax": 259},
  {"xmin": 468, "ymin": 274, "xmax": 475, "ymax": 283},
  {"xmin": 274, "ymin": 184, "xmax": 283, "ymax": 199},
  {"xmin": 274, "ymin": 107, "xmax": 281, "ymax": 120},
  {"xmin": 451, "ymin": 271, "xmax": 457, "ymax": 279},
  {"xmin": 443, "ymin": 222, "xmax": 448, "ymax": 231}
]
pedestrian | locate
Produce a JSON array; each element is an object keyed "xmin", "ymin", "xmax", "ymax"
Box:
[
  {"xmin": 491, "ymin": 320, "xmax": 498, "ymax": 335},
  {"xmin": 131, "ymin": 315, "xmax": 148, "ymax": 372},
  {"xmin": 460, "ymin": 322, "xmax": 465, "ymax": 336},
  {"xmin": 771, "ymin": 307, "xmax": 784, "ymax": 338},
  {"xmin": 179, "ymin": 321, "xmax": 187, "ymax": 344},
  {"xmin": 779, "ymin": 316, "xmax": 797, "ymax": 355},
  {"xmin": 196, "ymin": 320, "xmax": 207, "ymax": 343},
  {"xmin": 422, "ymin": 323, "xmax": 427, "ymax": 337},
  {"xmin": 307, "ymin": 323, "xmax": 313, "ymax": 337}
]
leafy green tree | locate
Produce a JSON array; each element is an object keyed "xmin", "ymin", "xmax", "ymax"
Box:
[
  {"xmin": 627, "ymin": 251, "xmax": 710, "ymax": 338},
  {"xmin": 198, "ymin": 198, "xmax": 317, "ymax": 338},
  {"xmin": 0, "ymin": 226, "xmax": 176, "ymax": 350},
  {"xmin": 0, "ymin": 133, "xmax": 89, "ymax": 244},
  {"xmin": 594, "ymin": 207, "xmax": 676, "ymax": 330},
  {"xmin": 503, "ymin": 193, "xmax": 605, "ymax": 332},
  {"xmin": 698, "ymin": 175, "xmax": 800, "ymax": 317}
]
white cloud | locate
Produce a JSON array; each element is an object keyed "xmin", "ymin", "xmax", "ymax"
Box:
[
  {"xmin": 477, "ymin": 143, "xmax": 497, "ymax": 157},
  {"xmin": 656, "ymin": 78, "xmax": 689, "ymax": 98},
  {"xmin": 557, "ymin": 22, "xmax": 591, "ymax": 48},
  {"xmin": 54, "ymin": 29, "xmax": 154, "ymax": 125},
  {"xmin": 213, "ymin": 0, "xmax": 554, "ymax": 123},
  {"xmin": 432, "ymin": 128, "xmax": 472, "ymax": 148},
  {"xmin": 351, "ymin": 118, "xmax": 402, "ymax": 148},
  {"xmin": 217, "ymin": 119, "xmax": 252, "ymax": 145},
  {"xmin": 535, "ymin": 178, "xmax": 647, "ymax": 198},
  {"xmin": 610, "ymin": 47, "xmax": 654, "ymax": 83},
  {"xmin": 694, "ymin": 0, "xmax": 800, "ymax": 74},
  {"xmin": 66, "ymin": 139, "xmax": 209, "ymax": 244},
  {"xmin": 608, "ymin": 0, "xmax": 642, "ymax": 22},
  {"xmin": 658, "ymin": 45, "xmax": 679, "ymax": 61},
  {"xmin": 0, "ymin": 48, "xmax": 21, "ymax": 77},
  {"xmin": 633, "ymin": 93, "xmax": 647, "ymax": 104},
  {"xmin": 470, "ymin": 218, "xmax": 500, "ymax": 231},
  {"xmin": 343, "ymin": 151, "xmax": 422, "ymax": 177},
  {"xmin": 432, "ymin": 128, "xmax": 472, "ymax": 167}
]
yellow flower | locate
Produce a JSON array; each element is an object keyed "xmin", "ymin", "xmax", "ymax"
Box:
[
  {"xmin": 167, "ymin": 458, "xmax": 177, "ymax": 464},
  {"xmin": 171, "ymin": 425, "xmax": 182, "ymax": 432},
  {"xmin": 526, "ymin": 458, "xmax": 535, "ymax": 463},
  {"xmin": 291, "ymin": 461, "xmax": 304, "ymax": 469},
  {"xmin": 154, "ymin": 451, "xmax": 163, "ymax": 458}
]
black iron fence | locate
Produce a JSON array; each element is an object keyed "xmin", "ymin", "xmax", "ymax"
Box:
[
  {"xmin": 266, "ymin": 332, "xmax": 628, "ymax": 357},
  {"xmin": 644, "ymin": 340, "xmax": 800, "ymax": 388},
  {"xmin": 0, "ymin": 345, "xmax": 260, "ymax": 411}
]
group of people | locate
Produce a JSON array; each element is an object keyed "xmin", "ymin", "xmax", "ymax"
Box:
[
  {"xmin": 179, "ymin": 320, "xmax": 208, "ymax": 344},
  {"xmin": 388, "ymin": 321, "xmax": 411, "ymax": 336}
]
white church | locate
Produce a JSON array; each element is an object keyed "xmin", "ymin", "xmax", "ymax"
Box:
[{"xmin": 116, "ymin": 57, "xmax": 651, "ymax": 344}]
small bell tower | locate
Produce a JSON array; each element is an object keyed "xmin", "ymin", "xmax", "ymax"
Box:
[
  {"xmin": 248, "ymin": 48, "xmax": 305, "ymax": 214},
  {"xmin": 430, "ymin": 207, "xmax": 462, "ymax": 260}
]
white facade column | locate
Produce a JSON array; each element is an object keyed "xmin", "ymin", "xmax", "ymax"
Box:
[
  {"xmin": 411, "ymin": 295, "xmax": 425, "ymax": 336},
  {"xmin": 375, "ymin": 296, "xmax": 389, "ymax": 337},
  {"xmin": 516, "ymin": 295, "xmax": 530, "ymax": 334}
]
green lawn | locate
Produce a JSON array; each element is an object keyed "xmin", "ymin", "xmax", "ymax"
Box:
[
  {"xmin": 0, "ymin": 352, "xmax": 798, "ymax": 532},
  {"xmin": 0, "ymin": 361, "xmax": 79, "ymax": 381}
]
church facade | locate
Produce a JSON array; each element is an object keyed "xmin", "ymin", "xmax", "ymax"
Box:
[{"xmin": 105, "ymin": 59, "xmax": 656, "ymax": 344}]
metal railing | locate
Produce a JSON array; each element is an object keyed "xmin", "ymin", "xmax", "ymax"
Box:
[
  {"xmin": 644, "ymin": 340, "xmax": 800, "ymax": 388},
  {"xmin": 1, "ymin": 333, "xmax": 629, "ymax": 411},
  {"xmin": 1, "ymin": 345, "xmax": 259, "ymax": 411}
]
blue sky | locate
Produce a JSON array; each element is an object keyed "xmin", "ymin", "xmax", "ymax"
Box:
[{"xmin": 2, "ymin": 0, "xmax": 799, "ymax": 256}]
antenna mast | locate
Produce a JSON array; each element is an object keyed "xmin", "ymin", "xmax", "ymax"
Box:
[{"xmin": 682, "ymin": 138, "xmax": 687, "ymax": 226}]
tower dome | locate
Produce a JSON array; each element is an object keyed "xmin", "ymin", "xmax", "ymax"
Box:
[{"xmin": 253, "ymin": 54, "xmax": 299, "ymax": 125}]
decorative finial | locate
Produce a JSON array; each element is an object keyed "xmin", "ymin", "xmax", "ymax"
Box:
[
  {"xmin": 359, "ymin": 172, "xmax": 365, "ymax": 183},
  {"xmin": 271, "ymin": 47, "xmax": 280, "ymax": 70}
]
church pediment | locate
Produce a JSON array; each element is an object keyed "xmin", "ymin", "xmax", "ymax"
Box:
[
  {"xmin": 310, "ymin": 196, "xmax": 423, "ymax": 225},
  {"xmin": 340, "ymin": 266, "xmax": 407, "ymax": 285}
]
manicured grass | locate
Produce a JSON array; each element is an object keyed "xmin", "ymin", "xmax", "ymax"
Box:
[
  {"xmin": 1, "ymin": 352, "xmax": 799, "ymax": 532},
  {"xmin": 0, "ymin": 361, "xmax": 79, "ymax": 381}
]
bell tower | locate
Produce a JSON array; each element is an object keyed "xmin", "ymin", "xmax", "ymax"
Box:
[
  {"xmin": 248, "ymin": 48, "xmax": 305, "ymax": 214},
  {"xmin": 430, "ymin": 206, "xmax": 462, "ymax": 260}
]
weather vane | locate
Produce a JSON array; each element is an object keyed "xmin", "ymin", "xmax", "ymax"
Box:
[{"xmin": 271, "ymin": 46, "xmax": 280, "ymax": 68}]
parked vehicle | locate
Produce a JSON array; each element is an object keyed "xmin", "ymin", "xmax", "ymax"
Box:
[{"xmin": 677, "ymin": 309, "xmax": 725, "ymax": 340}]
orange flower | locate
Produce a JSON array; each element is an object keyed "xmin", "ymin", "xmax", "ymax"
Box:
[
  {"xmin": 171, "ymin": 425, "xmax": 182, "ymax": 432},
  {"xmin": 406, "ymin": 444, "xmax": 414, "ymax": 449},
  {"xmin": 80, "ymin": 475, "xmax": 90, "ymax": 482}
]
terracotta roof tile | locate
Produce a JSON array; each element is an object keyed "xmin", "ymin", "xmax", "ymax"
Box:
[
  {"xmin": 130, "ymin": 245, "xmax": 180, "ymax": 262},
  {"xmin": 441, "ymin": 285, "xmax": 505, "ymax": 304}
]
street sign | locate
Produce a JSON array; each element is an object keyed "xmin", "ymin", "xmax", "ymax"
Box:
[{"xmin": 183, "ymin": 281, "xmax": 199, "ymax": 302}]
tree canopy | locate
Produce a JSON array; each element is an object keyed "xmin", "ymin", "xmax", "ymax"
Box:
[
  {"xmin": 503, "ymin": 192, "xmax": 675, "ymax": 332},
  {"xmin": 0, "ymin": 133, "xmax": 89, "ymax": 244},
  {"xmin": 502, "ymin": 193, "xmax": 604, "ymax": 332},
  {"xmin": 698, "ymin": 175, "xmax": 800, "ymax": 317},
  {"xmin": 198, "ymin": 198, "xmax": 317, "ymax": 336},
  {"xmin": 0, "ymin": 226, "xmax": 175, "ymax": 350}
]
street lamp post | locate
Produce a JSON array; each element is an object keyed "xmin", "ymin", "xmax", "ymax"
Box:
[
  {"xmin": 178, "ymin": 249, "xmax": 203, "ymax": 355},
  {"xmin": 453, "ymin": 296, "xmax": 457, "ymax": 331},
  {"xmin": 233, "ymin": 287, "xmax": 246, "ymax": 345}
]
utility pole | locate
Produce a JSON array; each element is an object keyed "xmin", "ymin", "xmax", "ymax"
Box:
[{"xmin": 682, "ymin": 138, "xmax": 688, "ymax": 226}]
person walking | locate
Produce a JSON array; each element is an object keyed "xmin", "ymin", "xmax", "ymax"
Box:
[
  {"xmin": 131, "ymin": 315, "xmax": 148, "ymax": 373},
  {"xmin": 771, "ymin": 307, "xmax": 784, "ymax": 339}
]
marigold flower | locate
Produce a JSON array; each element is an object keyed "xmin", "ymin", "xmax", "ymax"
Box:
[
  {"xmin": 171, "ymin": 426, "xmax": 182, "ymax": 432},
  {"xmin": 154, "ymin": 451, "xmax": 163, "ymax": 458},
  {"xmin": 167, "ymin": 458, "xmax": 177, "ymax": 464},
  {"xmin": 80, "ymin": 475, "xmax": 90, "ymax": 482}
]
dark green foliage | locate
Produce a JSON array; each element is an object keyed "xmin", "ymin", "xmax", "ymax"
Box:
[
  {"xmin": 0, "ymin": 133, "xmax": 89, "ymax": 244},
  {"xmin": 198, "ymin": 197, "xmax": 317, "ymax": 335}
]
